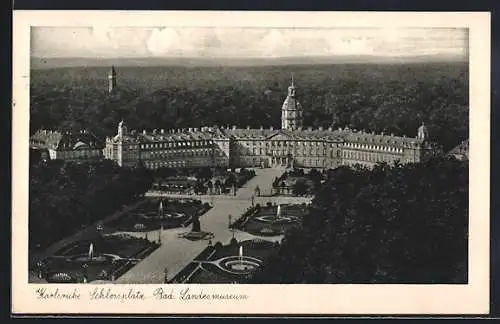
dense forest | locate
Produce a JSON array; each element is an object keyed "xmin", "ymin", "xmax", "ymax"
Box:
[
  {"xmin": 252, "ymin": 157, "xmax": 468, "ymax": 283},
  {"xmin": 30, "ymin": 62, "xmax": 468, "ymax": 151},
  {"xmin": 29, "ymin": 159, "xmax": 153, "ymax": 250}
]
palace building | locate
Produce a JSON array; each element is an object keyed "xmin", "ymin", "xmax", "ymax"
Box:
[
  {"xmin": 30, "ymin": 129, "xmax": 104, "ymax": 162},
  {"xmin": 103, "ymin": 76, "xmax": 439, "ymax": 169}
]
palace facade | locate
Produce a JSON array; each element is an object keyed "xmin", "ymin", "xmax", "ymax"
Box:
[
  {"xmin": 30, "ymin": 129, "xmax": 104, "ymax": 162},
  {"xmin": 104, "ymin": 77, "xmax": 439, "ymax": 169}
]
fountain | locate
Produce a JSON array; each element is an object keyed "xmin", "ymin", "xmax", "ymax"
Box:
[
  {"xmin": 66, "ymin": 242, "xmax": 113, "ymax": 263},
  {"xmin": 158, "ymin": 200, "xmax": 164, "ymax": 218},
  {"xmin": 88, "ymin": 243, "xmax": 94, "ymax": 260}
]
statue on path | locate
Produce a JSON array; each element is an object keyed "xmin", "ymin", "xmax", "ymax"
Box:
[{"xmin": 192, "ymin": 217, "xmax": 201, "ymax": 232}]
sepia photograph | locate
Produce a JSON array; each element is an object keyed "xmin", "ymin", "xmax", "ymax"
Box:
[{"xmin": 12, "ymin": 11, "xmax": 490, "ymax": 314}]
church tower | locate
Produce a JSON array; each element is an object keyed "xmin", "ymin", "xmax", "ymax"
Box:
[
  {"xmin": 108, "ymin": 66, "xmax": 117, "ymax": 94},
  {"xmin": 281, "ymin": 75, "xmax": 303, "ymax": 130}
]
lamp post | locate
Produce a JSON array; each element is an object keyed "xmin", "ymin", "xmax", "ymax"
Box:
[
  {"xmin": 96, "ymin": 223, "xmax": 103, "ymax": 236},
  {"xmin": 228, "ymin": 214, "xmax": 235, "ymax": 239},
  {"xmin": 158, "ymin": 225, "xmax": 163, "ymax": 244},
  {"xmin": 36, "ymin": 260, "xmax": 44, "ymax": 279},
  {"xmin": 82, "ymin": 263, "xmax": 89, "ymax": 283}
]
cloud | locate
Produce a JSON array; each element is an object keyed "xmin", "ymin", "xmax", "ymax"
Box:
[
  {"xmin": 146, "ymin": 28, "xmax": 182, "ymax": 56},
  {"xmin": 326, "ymin": 36, "xmax": 376, "ymax": 56},
  {"xmin": 32, "ymin": 27, "xmax": 468, "ymax": 59}
]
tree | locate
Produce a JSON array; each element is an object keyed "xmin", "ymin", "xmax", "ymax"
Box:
[
  {"xmin": 29, "ymin": 160, "xmax": 153, "ymax": 250},
  {"xmin": 194, "ymin": 180, "xmax": 207, "ymax": 195},
  {"xmin": 214, "ymin": 179, "xmax": 222, "ymax": 194},
  {"xmin": 253, "ymin": 157, "xmax": 468, "ymax": 284},
  {"xmin": 292, "ymin": 179, "xmax": 309, "ymax": 196}
]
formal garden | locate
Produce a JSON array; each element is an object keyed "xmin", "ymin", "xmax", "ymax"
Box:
[
  {"xmin": 271, "ymin": 168, "xmax": 324, "ymax": 196},
  {"xmin": 34, "ymin": 233, "xmax": 160, "ymax": 283},
  {"xmin": 230, "ymin": 203, "xmax": 308, "ymax": 237},
  {"xmin": 105, "ymin": 198, "xmax": 212, "ymax": 232},
  {"xmin": 150, "ymin": 167, "xmax": 256, "ymax": 195},
  {"xmin": 168, "ymin": 238, "xmax": 280, "ymax": 283}
]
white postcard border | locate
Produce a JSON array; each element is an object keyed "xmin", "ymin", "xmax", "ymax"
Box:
[{"xmin": 12, "ymin": 11, "xmax": 491, "ymax": 315}]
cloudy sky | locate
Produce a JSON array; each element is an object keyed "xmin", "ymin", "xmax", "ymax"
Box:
[{"xmin": 31, "ymin": 27, "xmax": 468, "ymax": 59}]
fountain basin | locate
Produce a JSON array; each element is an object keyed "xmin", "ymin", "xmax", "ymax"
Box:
[
  {"xmin": 254, "ymin": 215, "xmax": 299, "ymax": 224},
  {"xmin": 215, "ymin": 256, "xmax": 263, "ymax": 275}
]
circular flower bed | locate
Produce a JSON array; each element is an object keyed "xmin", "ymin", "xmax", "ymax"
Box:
[
  {"xmin": 241, "ymin": 239, "xmax": 275, "ymax": 250},
  {"xmin": 47, "ymin": 272, "xmax": 78, "ymax": 283}
]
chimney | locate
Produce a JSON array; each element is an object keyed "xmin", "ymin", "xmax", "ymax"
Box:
[
  {"xmin": 143, "ymin": 130, "xmax": 146, "ymax": 135},
  {"xmin": 232, "ymin": 126, "xmax": 237, "ymax": 130},
  {"xmin": 152, "ymin": 129, "xmax": 157, "ymax": 134},
  {"xmin": 246, "ymin": 126, "xmax": 250, "ymax": 130},
  {"xmin": 328, "ymin": 127, "xmax": 333, "ymax": 131},
  {"xmin": 318, "ymin": 126, "xmax": 323, "ymax": 131},
  {"xmin": 260, "ymin": 126, "xmax": 263, "ymax": 130},
  {"xmin": 270, "ymin": 126, "xmax": 274, "ymax": 131},
  {"xmin": 188, "ymin": 127, "xmax": 193, "ymax": 132},
  {"xmin": 161, "ymin": 129, "xmax": 164, "ymax": 134}
]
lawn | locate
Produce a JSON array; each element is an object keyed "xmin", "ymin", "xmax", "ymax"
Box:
[
  {"xmin": 232, "ymin": 204, "xmax": 308, "ymax": 237},
  {"xmin": 40, "ymin": 233, "xmax": 160, "ymax": 283},
  {"xmin": 105, "ymin": 198, "xmax": 212, "ymax": 232},
  {"xmin": 170, "ymin": 238, "xmax": 279, "ymax": 284}
]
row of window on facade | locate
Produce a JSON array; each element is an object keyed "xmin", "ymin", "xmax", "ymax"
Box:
[
  {"xmin": 239, "ymin": 156, "xmax": 335, "ymax": 166},
  {"xmin": 139, "ymin": 140, "xmax": 216, "ymax": 149},
  {"xmin": 344, "ymin": 142, "xmax": 405, "ymax": 153},
  {"xmin": 236, "ymin": 148, "xmax": 341, "ymax": 157},
  {"xmin": 145, "ymin": 160, "xmax": 187, "ymax": 169},
  {"xmin": 238, "ymin": 141, "xmax": 339, "ymax": 147},
  {"xmin": 141, "ymin": 149, "xmax": 225, "ymax": 158},
  {"xmin": 343, "ymin": 150, "xmax": 404, "ymax": 162},
  {"xmin": 143, "ymin": 159, "xmax": 225, "ymax": 169},
  {"xmin": 56, "ymin": 149, "xmax": 102, "ymax": 158}
]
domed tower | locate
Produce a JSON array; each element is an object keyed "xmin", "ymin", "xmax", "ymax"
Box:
[
  {"xmin": 108, "ymin": 66, "xmax": 117, "ymax": 94},
  {"xmin": 281, "ymin": 75, "xmax": 303, "ymax": 131},
  {"xmin": 417, "ymin": 122, "xmax": 429, "ymax": 141}
]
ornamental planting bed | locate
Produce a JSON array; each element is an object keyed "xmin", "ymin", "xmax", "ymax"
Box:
[
  {"xmin": 105, "ymin": 198, "xmax": 212, "ymax": 232},
  {"xmin": 231, "ymin": 204, "xmax": 308, "ymax": 237},
  {"xmin": 169, "ymin": 238, "xmax": 279, "ymax": 284},
  {"xmin": 40, "ymin": 233, "xmax": 160, "ymax": 283}
]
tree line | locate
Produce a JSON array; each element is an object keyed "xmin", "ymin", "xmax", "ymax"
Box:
[
  {"xmin": 252, "ymin": 157, "xmax": 468, "ymax": 283},
  {"xmin": 30, "ymin": 63, "xmax": 468, "ymax": 151},
  {"xmin": 29, "ymin": 159, "xmax": 154, "ymax": 250}
]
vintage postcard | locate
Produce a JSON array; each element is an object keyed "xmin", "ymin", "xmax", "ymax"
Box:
[{"xmin": 12, "ymin": 11, "xmax": 490, "ymax": 315}]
